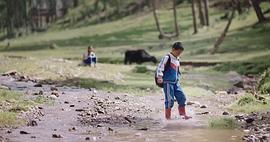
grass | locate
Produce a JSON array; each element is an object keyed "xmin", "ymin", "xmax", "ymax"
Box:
[
  {"xmin": 0, "ymin": 89, "xmax": 49, "ymax": 127},
  {"xmin": 209, "ymin": 117, "xmax": 238, "ymax": 129},
  {"xmin": 258, "ymin": 68, "xmax": 270, "ymax": 94},
  {"xmin": 228, "ymin": 94, "xmax": 270, "ymax": 113},
  {"xmin": 214, "ymin": 55, "xmax": 270, "ymax": 75}
]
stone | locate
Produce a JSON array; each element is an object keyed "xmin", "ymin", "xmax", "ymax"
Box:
[
  {"xmin": 52, "ymin": 134, "xmax": 62, "ymax": 138},
  {"xmin": 51, "ymin": 90, "xmax": 59, "ymax": 97},
  {"xmin": 50, "ymin": 86, "xmax": 58, "ymax": 91},
  {"xmin": 28, "ymin": 120, "xmax": 38, "ymax": 126},
  {"xmin": 186, "ymin": 101, "xmax": 195, "ymax": 105},
  {"xmin": 20, "ymin": 131, "xmax": 30, "ymax": 134},
  {"xmin": 108, "ymin": 127, "xmax": 113, "ymax": 131},
  {"xmin": 0, "ymin": 85, "xmax": 10, "ymax": 90},
  {"xmin": 138, "ymin": 127, "xmax": 148, "ymax": 131},
  {"xmin": 114, "ymin": 97, "xmax": 120, "ymax": 100},
  {"xmin": 200, "ymin": 105, "xmax": 207, "ymax": 108},
  {"xmin": 70, "ymin": 105, "xmax": 75, "ymax": 107},
  {"xmin": 34, "ymin": 84, "xmax": 42, "ymax": 87},
  {"xmin": 222, "ymin": 112, "xmax": 229, "ymax": 115},
  {"xmin": 233, "ymin": 81, "xmax": 244, "ymax": 88},
  {"xmin": 245, "ymin": 118, "xmax": 255, "ymax": 124},
  {"xmin": 48, "ymin": 95, "xmax": 57, "ymax": 100},
  {"xmin": 85, "ymin": 137, "xmax": 90, "ymax": 140}
]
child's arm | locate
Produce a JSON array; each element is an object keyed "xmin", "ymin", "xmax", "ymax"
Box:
[{"xmin": 156, "ymin": 55, "xmax": 169, "ymax": 77}]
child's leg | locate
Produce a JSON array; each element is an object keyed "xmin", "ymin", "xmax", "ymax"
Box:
[
  {"xmin": 163, "ymin": 83, "xmax": 175, "ymax": 119},
  {"xmin": 174, "ymin": 83, "xmax": 192, "ymax": 120},
  {"xmin": 174, "ymin": 83, "xmax": 186, "ymax": 107},
  {"xmin": 92, "ymin": 57, "xmax": 97, "ymax": 67}
]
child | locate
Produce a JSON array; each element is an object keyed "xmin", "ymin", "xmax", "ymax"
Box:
[
  {"xmin": 156, "ymin": 41, "xmax": 192, "ymax": 120},
  {"xmin": 83, "ymin": 46, "xmax": 97, "ymax": 67}
]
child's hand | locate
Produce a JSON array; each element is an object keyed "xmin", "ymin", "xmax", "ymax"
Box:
[{"xmin": 157, "ymin": 77, "xmax": 163, "ymax": 84}]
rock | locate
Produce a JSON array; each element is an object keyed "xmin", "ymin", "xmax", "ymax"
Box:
[
  {"xmin": 233, "ymin": 81, "xmax": 244, "ymax": 88},
  {"xmin": 108, "ymin": 127, "xmax": 113, "ymax": 131},
  {"xmin": 6, "ymin": 130, "xmax": 12, "ymax": 134},
  {"xmin": 38, "ymin": 106, "xmax": 43, "ymax": 109},
  {"xmin": 124, "ymin": 117, "xmax": 132, "ymax": 123},
  {"xmin": 187, "ymin": 101, "xmax": 195, "ymax": 105},
  {"xmin": 200, "ymin": 105, "xmax": 207, "ymax": 108},
  {"xmin": 0, "ymin": 85, "xmax": 10, "ymax": 90},
  {"xmin": 64, "ymin": 101, "xmax": 69, "ymax": 104},
  {"xmin": 138, "ymin": 127, "xmax": 148, "ymax": 131},
  {"xmin": 70, "ymin": 105, "xmax": 75, "ymax": 107},
  {"xmin": 50, "ymin": 86, "xmax": 58, "ymax": 91},
  {"xmin": 3, "ymin": 70, "xmax": 18, "ymax": 76},
  {"xmin": 196, "ymin": 112, "xmax": 209, "ymax": 115},
  {"xmin": 28, "ymin": 120, "xmax": 38, "ymax": 126},
  {"xmin": 51, "ymin": 90, "xmax": 59, "ymax": 97},
  {"xmin": 69, "ymin": 127, "xmax": 76, "ymax": 131},
  {"xmin": 30, "ymin": 136, "xmax": 36, "ymax": 138},
  {"xmin": 216, "ymin": 91, "xmax": 228, "ymax": 95},
  {"xmin": 114, "ymin": 97, "xmax": 120, "ymax": 100},
  {"xmin": 75, "ymin": 109, "xmax": 85, "ymax": 112},
  {"xmin": 245, "ymin": 118, "xmax": 255, "ymax": 124},
  {"xmin": 85, "ymin": 137, "xmax": 90, "ymax": 140},
  {"xmin": 38, "ymin": 90, "xmax": 44, "ymax": 95},
  {"xmin": 222, "ymin": 112, "xmax": 229, "ymax": 115},
  {"xmin": 52, "ymin": 134, "xmax": 62, "ymax": 138},
  {"xmin": 20, "ymin": 131, "xmax": 30, "ymax": 134},
  {"xmin": 34, "ymin": 84, "xmax": 42, "ymax": 87},
  {"xmin": 48, "ymin": 95, "xmax": 57, "ymax": 100}
]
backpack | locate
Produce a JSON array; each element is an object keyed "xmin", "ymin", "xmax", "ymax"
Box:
[{"xmin": 155, "ymin": 55, "xmax": 171, "ymax": 88}]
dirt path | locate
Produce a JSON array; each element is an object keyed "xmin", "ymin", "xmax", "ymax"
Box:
[{"xmin": 0, "ymin": 75, "xmax": 244, "ymax": 142}]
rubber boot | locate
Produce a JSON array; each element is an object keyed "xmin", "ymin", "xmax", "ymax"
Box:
[
  {"xmin": 178, "ymin": 106, "xmax": 192, "ymax": 120},
  {"xmin": 165, "ymin": 108, "xmax": 171, "ymax": 120}
]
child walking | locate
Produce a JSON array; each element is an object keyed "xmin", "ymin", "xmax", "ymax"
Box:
[{"xmin": 156, "ymin": 41, "xmax": 192, "ymax": 120}]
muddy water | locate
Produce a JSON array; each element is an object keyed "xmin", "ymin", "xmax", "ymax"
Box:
[{"xmin": 100, "ymin": 121, "xmax": 243, "ymax": 142}]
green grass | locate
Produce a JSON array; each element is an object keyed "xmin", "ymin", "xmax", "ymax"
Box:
[
  {"xmin": 0, "ymin": 89, "xmax": 49, "ymax": 127},
  {"xmin": 214, "ymin": 55, "xmax": 270, "ymax": 75},
  {"xmin": 228, "ymin": 94, "xmax": 270, "ymax": 113},
  {"xmin": 258, "ymin": 68, "xmax": 270, "ymax": 94},
  {"xmin": 0, "ymin": 112, "xmax": 24, "ymax": 127},
  {"xmin": 209, "ymin": 117, "xmax": 238, "ymax": 129}
]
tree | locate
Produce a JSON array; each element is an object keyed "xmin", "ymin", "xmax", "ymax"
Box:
[
  {"xmin": 250, "ymin": 0, "xmax": 266, "ymax": 23},
  {"xmin": 197, "ymin": 0, "xmax": 205, "ymax": 26},
  {"xmin": 203, "ymin": 0, "xmax": 209, "ymax": 26},
  {"xmin": 191, "ymin": 0, "xmax": 198, "ymax": 34},
  {"xmin": 211, "ymin": 0, "xmax": 235, "ymax": 54},
  {"xmin": 152, "ymin": 0, "xmax": 180, "ymax": 39}
]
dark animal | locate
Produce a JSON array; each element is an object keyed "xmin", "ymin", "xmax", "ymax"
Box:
[{"xmin": 124, "ymin": 49, "xmax": 157, "ymax": 64}]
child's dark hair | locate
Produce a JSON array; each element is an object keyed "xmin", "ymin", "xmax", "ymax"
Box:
[{"xmin": 172, "ymin": 41, "xmax": 184, "ymax": 51}]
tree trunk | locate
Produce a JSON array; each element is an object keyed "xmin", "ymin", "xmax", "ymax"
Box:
[
  {"xmin": 152, "ymin": 0, "xmax": 179, "ymax": 39},
  {"xmin": 234, "ymin": 0, "xmax": 243, "ymax": 15},
  {"xmin": 250, "ymin": 0, "xmax": 266, "ymax": 23},
  {"xmin": 172, "ymin": 0, "xmax": 179, "ymax": 37},
  {"xmin": 197, "ymin": 0, "xmax": 205, "ymax": 26},
  {"xmin": 203, "ymin": 0, "xmax": 209, "ymax": 26},
  {"xmin": 191, "ymin": 0, "xmax": 198, "ymax": 34},
  {"xmin": 152, "ymin": 0, "xmax": 164, "ymax": 37},
  {"xmin": 73, "ymin": 0, "xmax": 79, "ymax": 7},
  {"xmin": 211, "ymin": 7, "xmax": 235, "ymax": 54}
]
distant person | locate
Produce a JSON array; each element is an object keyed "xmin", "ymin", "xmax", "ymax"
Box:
[
  {"xmin": 155, "ymin": 41, "xmax": 192, "ymax": 120},
  {"xmin": 83, "ymin": 46, "xmax": 97, "ymax": 67}
]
